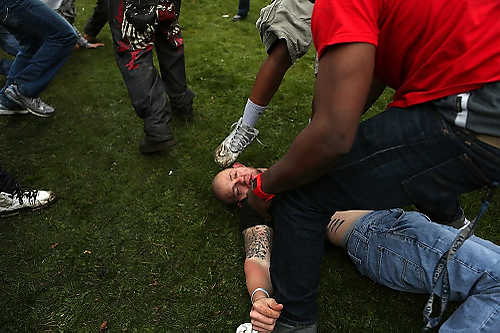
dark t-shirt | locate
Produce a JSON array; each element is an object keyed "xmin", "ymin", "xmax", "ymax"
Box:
[{"xmin": 238, "ymin": 199, "xmax": 273, "ymax": 232}]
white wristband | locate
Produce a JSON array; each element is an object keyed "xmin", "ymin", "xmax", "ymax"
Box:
[{"xmin": 251, "ymin": 287, "xmax": 270, "ymax": 304}]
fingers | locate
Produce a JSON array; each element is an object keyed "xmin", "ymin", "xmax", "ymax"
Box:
[
  {"xmin": 269, "ymin": 300, "xmax": 284, "ymax": 311},
  {"xmin": 88, "ymin": 43, "xmax": 105, "ymax": 49},
  {"xmin": 254, "ymin": 301, "xmax": 281, "ymax": 319},
  {"xmin": 250, "ymin": 314, "xmax": 276, "ymax": 333}
]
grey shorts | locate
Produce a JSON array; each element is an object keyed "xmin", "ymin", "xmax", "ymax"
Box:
[{"xmin": 256, "ymin": 0, "xmax": 314, "ymax": 64}]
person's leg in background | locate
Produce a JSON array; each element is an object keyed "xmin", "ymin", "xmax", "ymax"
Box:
[
  {"xmin": 155, "ymin": 26, "xmax": 194, "ymax": 121},
  {"xmin": 107, "ymin": 0, "xmax": 175, "ymax": 153},
  {"xmin": 0, "ymin": 0, "xmax": 77, "ymax": 116},
  {"xmin": 232, "ymin": 0, "xmax": 249, "ymax": 21},
  {"xmin": 0, "ymin": 25, "xmax": 19, "ymax": 79},
  {"xmin": 84, "ymin": 0, "xmax": 108, "ymax": 42}
]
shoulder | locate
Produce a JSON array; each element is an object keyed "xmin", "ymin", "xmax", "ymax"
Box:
[{"xmin": 238, "ymin": 199, "xmax": 274, "ymax": 232}]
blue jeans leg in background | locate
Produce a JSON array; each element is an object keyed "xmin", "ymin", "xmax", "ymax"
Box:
[
  {"xmin": 0, "ymin": 25, "xmax": 19, "ymax": 76},
  {"xmin": 236, "ymin": 0, "xmax": 249, "ymax": 17},
  {"xmin": 347, "ymin": 209, "xmax": 500, "ymax": 332},
  {"xmin": 0, "ymin": 0, "xmax": 77, "ymax": 101}
]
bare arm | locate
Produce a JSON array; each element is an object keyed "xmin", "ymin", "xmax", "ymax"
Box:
[
  {"xmin": 242, "ymin": 225, "xmax": 283, "ymax": 332},
  {"xmin": 258, "ymin": 43, "xmax": 376, "ymax": 194},
  {"xmin": 364, "ymin": 77, "xmax": 385, "ymax": 111},
  {"xmin": 243, "ymin": 225, "xmax": 273, "ymax": 295},
  {"xmin": 249, "ymin": 40, "xmax": 293, "ymax": 106}
]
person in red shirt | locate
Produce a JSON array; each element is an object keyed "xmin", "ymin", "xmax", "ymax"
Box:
[{"xmin": 245, "ymin": 0, "xmax": 500, "ymax": 330}]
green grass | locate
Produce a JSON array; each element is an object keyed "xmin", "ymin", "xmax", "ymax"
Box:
[{"xmin": 1, "ymin": 0, "xmax": 499, "ymax": 331}]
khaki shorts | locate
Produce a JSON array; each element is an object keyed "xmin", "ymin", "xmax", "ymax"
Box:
[{"xmin": 256, "ymin": 0, "xmax": 314, "ymax": 64}]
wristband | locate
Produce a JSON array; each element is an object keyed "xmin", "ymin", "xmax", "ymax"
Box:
[
  {"xmin": 252, "ymin": 173, "xmax": 275, "ymax": 202},
  {"xmin": 251, "ymin": 287, "xmax": 270, "ymax": 304}
]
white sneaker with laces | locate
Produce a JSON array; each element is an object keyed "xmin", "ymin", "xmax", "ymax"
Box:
[
  {"xmin": 0, "ymin": 188, "xmax": 56, "ymax": 217},
  {"xmin": 215, "ymin": 117, "xmax": 260, "ymax": 167},
  {"xmin": 5, "ymin": 84, "xmax": 55, "ymax": 117}
]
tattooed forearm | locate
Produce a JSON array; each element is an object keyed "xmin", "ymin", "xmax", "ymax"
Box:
[
  {"xmin": 243, "ymin": 225, "xmax": 273, "ymax": 262},
  {"xmin": 328, "ymin": 218, "xmax": 345, "ymax": 234}
]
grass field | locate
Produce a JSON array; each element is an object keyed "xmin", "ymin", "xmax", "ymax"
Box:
[{"xmin": 1, "ymin": 0, "xmax": 499, "ymax": 331}]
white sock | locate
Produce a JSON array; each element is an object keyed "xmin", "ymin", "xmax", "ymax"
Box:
[{"xmin": 242, "ymin": 99, "xmax": 267, "ymax": 128}]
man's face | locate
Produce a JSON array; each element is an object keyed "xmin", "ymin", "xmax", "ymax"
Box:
[{"xmin": 212, "ymin": 163, "xmax": 264, "ymax": 204}]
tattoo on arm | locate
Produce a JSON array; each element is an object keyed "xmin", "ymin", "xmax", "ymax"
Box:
[
  {"xmin": 328, "ymin": 218, "xmax": 345, "ymax": 234},
  {"xmin": 243, "ymin": 225, "xmax": 273, "ymax": 262}
]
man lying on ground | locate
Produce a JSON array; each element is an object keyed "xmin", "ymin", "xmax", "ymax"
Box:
[{"xmin": 212, "ymin": 164, "xmax": 500, "ymax": 332}]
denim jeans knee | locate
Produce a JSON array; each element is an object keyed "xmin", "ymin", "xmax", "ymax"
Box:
[{"xmin": 0, "ymin": 0, "xmax": 77, "ymax": 97}]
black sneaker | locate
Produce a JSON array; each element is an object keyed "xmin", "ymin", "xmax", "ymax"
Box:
[
  {"xmin": 5, "ymin": 84, "xmax": 55, "ymax": 117},
  {"xmin": 171, "ymin": 89, "xmax": 195, "ymax": 121},
  {"xmin": 0, "ymin": 100, "xmax": 28, "ymax": 115},
  {"xmin": 0, "ymin": 187, "xmax": 56, "ymax": 217},
  {"xmin": 447, "ymin": 208, "xmax": 471, "ymax": 229},
  {"xmin": 139, "ymin": 137, "xmax": 176, "ymax": 154}
]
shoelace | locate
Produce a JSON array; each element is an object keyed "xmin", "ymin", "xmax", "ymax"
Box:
[
  {"xmin": 12, "ymin": 187, "xmax": 38, "ymax": 205},
  {"xmin": 30, "ymin": 97, "xmax": 44, "ymax": 110},
  {"xmin": 229, "ymin": 122, "xmax": 262, "ymax": 153}
]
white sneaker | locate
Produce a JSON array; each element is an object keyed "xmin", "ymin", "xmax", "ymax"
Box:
[
  {"xmin": 215, "ymin": 117, "xmax": 259, "ymax": 167},
  {"xmin": 236, "ymin": 323, "xmax": 258, "ymax": 333},
  {"xmin": 458, "ymin": 217, "xmax": 472, "ymax": 231},
  {"xmin": 0, "ymin": 188, "xmax": 56, "ymax": 217},
  {"xmin": 5, "ymin": 84, "xmax": 55, "ymax": 117}
]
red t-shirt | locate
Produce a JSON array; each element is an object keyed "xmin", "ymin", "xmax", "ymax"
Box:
[{"xmin": 312, "ymin": 0, "xmax": 500, "ymax": 108}]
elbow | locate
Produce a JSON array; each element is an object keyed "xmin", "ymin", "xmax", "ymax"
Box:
[{"xmin": 318, "ymin": 130, "xmax": 356, "ymax": 160}]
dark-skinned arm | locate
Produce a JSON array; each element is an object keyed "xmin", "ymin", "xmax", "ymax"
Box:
[
  {"xmin": 249, "ymin": 39, "xmax": 293, "ymax": 106},
  {"xmin": 248, "ymin": 43, "xmax": 376, "ymax": 216},
  {"xmin": 364, "ymin": 77, "xmax": 385, "ymax": 112}
]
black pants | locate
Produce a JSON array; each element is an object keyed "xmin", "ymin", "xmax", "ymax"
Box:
[
  {"xmin": 107, "ymin": 0, "xmax": 191, "ymax": 142},
  {"xmin": 0, "ymin": 164, "xmax": 18, "ymax": 194},
  {"xmin": 84, "ymin": 0, "xmax": 108, "ymax": 38}
]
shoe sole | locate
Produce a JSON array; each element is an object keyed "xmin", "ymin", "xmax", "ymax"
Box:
[
  {"xmin": 0, "ymin": 109, "xmax": 29, "ymax": 115},
  {"xmin": 26, "ymin": 108, "xmax": 54, "ymax": 118},
  {"xmin": 0, "ymin": 193, "xmax": 57, "ymax": 218},
  {"xmin": 139, "ymin": 139, "xmax": 176, "ymax": 154}
]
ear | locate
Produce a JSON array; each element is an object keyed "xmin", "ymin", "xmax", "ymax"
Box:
[{"xmin": 232, "ymin": 162, "xmax": 246, "ymax": 168}]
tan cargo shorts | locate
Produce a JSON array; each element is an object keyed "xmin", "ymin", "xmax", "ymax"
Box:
[{"xmin": 256, "ymin": 0, "xmax": 314, "ymax": 64}]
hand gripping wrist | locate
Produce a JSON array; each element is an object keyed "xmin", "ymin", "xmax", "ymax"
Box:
[
  {"xmin": 252, "ymin": 173, "xmax": 275, "ymax": 202},
  {"xmin": 251, "ymin": 287, "xmax": 270, "ymax": 304}
]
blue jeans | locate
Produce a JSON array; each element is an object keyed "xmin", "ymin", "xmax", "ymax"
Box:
[
  {"xmin": 270, "ymin": 93, "xmax": 500, "ymax": 324},
  {"xmin": 0, "ymin": 25, "xmax": 19, "ymax": 75},
  {"xmin": 0, "ymin": 0, "xmax": 76, "ymax": 107},
  {"xmin": 347, "ymin": 209, "xmax": 500, "ymax": 332}
]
